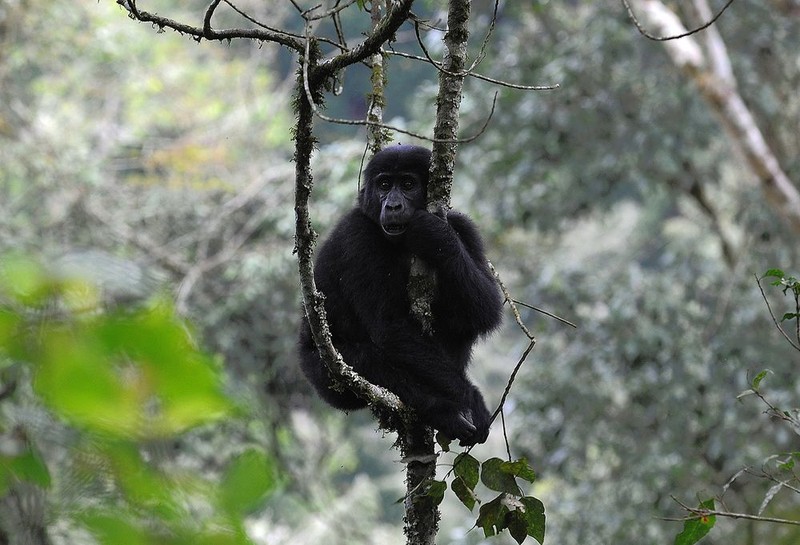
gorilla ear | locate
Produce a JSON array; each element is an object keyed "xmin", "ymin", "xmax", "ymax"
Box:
[{"xmin": 357, "ymin": 181, "xmax": 380, "ymax": 221}]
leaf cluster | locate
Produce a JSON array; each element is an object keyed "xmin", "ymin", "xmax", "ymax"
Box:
[
  {"xmin": 763, "ymin": 268, "xmax": 800, "ymax": 322},
  {"xmin": 425, "ymin": 454, "xmax": 545, "ymax": 544}
]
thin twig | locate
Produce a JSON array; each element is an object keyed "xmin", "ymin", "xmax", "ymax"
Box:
[
  {"xmin": 301, "ymin": 36, "xmax": 500, "ymax": 143},
  {"xmin": 410, "ymin": 24, "xmax": 559, "ymax": 91},
  {"xmin": 304, "ymin": 0, "xmax": 359, "ymax": 21},
  {"xmin": 490, "ymin": 340, "xmax": 536, "ymax": 425},
  {"xmin": 488, "ymin": 261, "xmax": 534, "ymax": 340},
  {"xmin": 755, "ymin": 274, "xmax": 800, "ymax": 351},
  {"xmin": 621, "ymin": 0, "xmax": 736, "ymax": 42},
  {"xmin": 485, "ymin": 262, "xmax": 537, "ymax": 422},
  {"xmin": 671, "ymin": 497, "xmax": 800, "ymax": 527},
  {"xmin": 222, "ymin": 1, "xmax": 311, "ymax": 43},
  {"xmin": 512, "ymin": 298, "xmax": 577, "ymax": 329},
  {"xmin": 500, "ymin": 407, "xmax": 512, "ymax": 462},
  {"xmin": 470, "ymin": 0, "xmax": 501, "ymax": 71},
  {"xmin": 118, "ymin": 0, "xmax": 305, "ymax": 52}
]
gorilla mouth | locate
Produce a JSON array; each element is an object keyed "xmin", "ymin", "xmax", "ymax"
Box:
[{"xmin": 382, "ymin": 223, "xmax": 407, "ymax": 236}]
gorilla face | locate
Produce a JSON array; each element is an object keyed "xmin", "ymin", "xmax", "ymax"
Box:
[
  {"xmin": 373, "ymin": 171, "xmax": 425, "ymax": 237},
  {"xmin": 360, "ymin": 144, "xmax": 431, "ymax": 240}
]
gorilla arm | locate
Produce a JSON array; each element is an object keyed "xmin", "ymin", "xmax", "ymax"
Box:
[{"xmin": 402, "ymin": 210, "xmax": 504, "ymax": 338}]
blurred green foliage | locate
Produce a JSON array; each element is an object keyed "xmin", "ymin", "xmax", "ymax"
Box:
[{"xmin": 0, "ymin": 254, "xmax": 277, "ymax": 544}]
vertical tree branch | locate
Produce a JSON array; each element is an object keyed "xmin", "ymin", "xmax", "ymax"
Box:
[
  {"xmin": 367, "ymin": 1, "xmax": 391, "ymax": 154},
  {"xmin": 428, "ymin": 0, "xmax": 471, "ymax": 209},
  {"xmin": 404, "ymin": 2, "xmax": 472, "ymax": 544},
  {"xmin": 294, "ymin": 35, "xmax": 404, "ymax": 414}
]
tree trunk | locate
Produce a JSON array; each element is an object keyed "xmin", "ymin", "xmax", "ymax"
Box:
[{"xmin": 404, "ymin": 1, "xmax": 472, "ymax": 541}]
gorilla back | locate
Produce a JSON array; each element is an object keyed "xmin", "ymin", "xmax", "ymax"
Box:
[{"xmin": 299, "ymin": 144, "xmax": 503, "ymax": 446}]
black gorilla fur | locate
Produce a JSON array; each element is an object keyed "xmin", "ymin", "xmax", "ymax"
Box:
[{"xmin": 299, "ymin": 144, "xmax": 503, "ymax": 446}]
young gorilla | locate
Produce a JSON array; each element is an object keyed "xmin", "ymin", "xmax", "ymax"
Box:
[{"xmin": 299, "ymin": 144, "xmax": 503, "ymax": 446}]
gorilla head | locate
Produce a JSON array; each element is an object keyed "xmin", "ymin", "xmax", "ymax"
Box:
[{"xmin": 359, "ymin": 144, "xmax": 432, "ymax": 239}]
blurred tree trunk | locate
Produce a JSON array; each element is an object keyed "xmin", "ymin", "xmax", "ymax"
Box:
[{"xmin": 630, "ymin": 0, "xmax": 800, "ymax": 235}]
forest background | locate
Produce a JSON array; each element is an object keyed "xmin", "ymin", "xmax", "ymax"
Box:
[{"xmin": 1, "ymin": 1, "xmax": 800, "ymax": 544}]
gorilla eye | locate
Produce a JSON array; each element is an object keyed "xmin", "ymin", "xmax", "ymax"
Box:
[
  {"xmin": 401, "ymin": 179, "xmax": 416, "ymax": 190},
  {"xmin": 377, "ymin": 179, "xmax": 392, "ymax": 191}
]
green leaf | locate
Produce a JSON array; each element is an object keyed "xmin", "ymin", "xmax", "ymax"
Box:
[
  {"xmin": 778, "ymin": 457, "xmax": 795, "ymax": 471},
  {"xmin": 477, "ymin": 494, "xmax": 510, "ymax": 538},
  {"xmin": 0, "ymin": 308, "xmax": 21, "ymax": 357},
  {"xmin": 520, "ymin": 496, "xmax": 546, "ymax": 544},
  {"xmin": 751, "ymin": 369, "xmax": 771, "ymax": 390},
  {"xmin": 451, "ymin": 476, "xmax": 477, "ymax": 511},
  {"xmin": 97, "ymin": 308, "xmax": 233, "ymax": 433},
  {"xmin": 781, "ymin": 312, "xmax": 799, "ymax": 322},
  {"xmin": 481, "ymin": 457, "xmax": 522, "ymax": 495},
  {"xmin": 103, "ymin": 442, "xmax": 173, "ymax": 511},
  {"xmin": 736, "ymin": 389, "xmax": 757, "ymax": 401},
  {"xmin": 674, "ymin": 498, "xmax": 716, "ymax": 545},
  {"xmin": 425, "ymin": 479, "xmax": 447, "ymax": 507},
  {"xmin": 34, "ymin": 307, "xmax": 234, "ymax": 437},
  {"xmin": 0, "ymin": 447, "xmax": 51, "ymax": 490},
  {"xmin": 0, "ymin": 254, "xmax": 50, "ymax": 305},
  {"xmin": 219, "ymin": 449, "xmax": 277, "ymax": 514},
  {"xmin": 453, "ymin": 453, "xmax": 480, "ymax": 489},
  {"xmin": 763, "ymin": 268, "xmax": 785, "ymax": 279},
  {"xmin": 501, "ymin": 458, "xmax": 537, "ymax": 483},
  {"xmin": 507, "ymin": 510, "xmax": 528, "ymax": 544},
  {"xmin": 35, "ymin": 329, "xmax": 142, "ymax": 435},
  {"xmin": 80, "ymin": 511, "xmax": 150, "ymax": 545}
]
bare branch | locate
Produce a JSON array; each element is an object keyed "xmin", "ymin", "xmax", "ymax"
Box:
[
  {"xmin": 621, "ymin": 0, "xmax": 736, "ymax": 41},
  {"xmin": 672, "ymin": 499, "xmax": 800, "ymax": 527},
  {"xmin": 305, "ymin": 0, "xmax": 359, "ymax": 21},
  {"xmin": 117, "ymin": 0, "xmax": 305, "ymax": 51},
  {"xmin": 491, "ymin": 340, "xmax": 536, "ymax": 425},
  {"xmin": 203, "ymin": 0, "xmax": 223, "ymax": 36},
  {"xmin": 292, "ymin": 0, "xmax": 416, "ymax": 421},
  {"xmin": 293, "ymin": 65, "xmax": 405, "ymax": 415},
  {"xmin": 367, "ymin": 1, "xmax": 390, "ymax": 153},
  {"xmin": 692, "ymin": 0, "xmax": 734, "ymax": 84},
  {"xmin": 409, "ymin": 25, "xmax": 558, "ymax": 91},
  {"xmin": 222, "ymin": 1, "xmax": 310, "ymax": 44},
  {"xmin": 317, "ymin": 0, "xmax": 415, "ymax": 78},
  {"xmin": 487, "ymin": 262, "xmax": 539, "ymax": 425},
  {"xmin": 300, "ymin": 32, "xmax": 500, "ymax": 145},
  {"xmin": 511, "ymin": 298, "xmax": 577, "ymax": 329}
]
